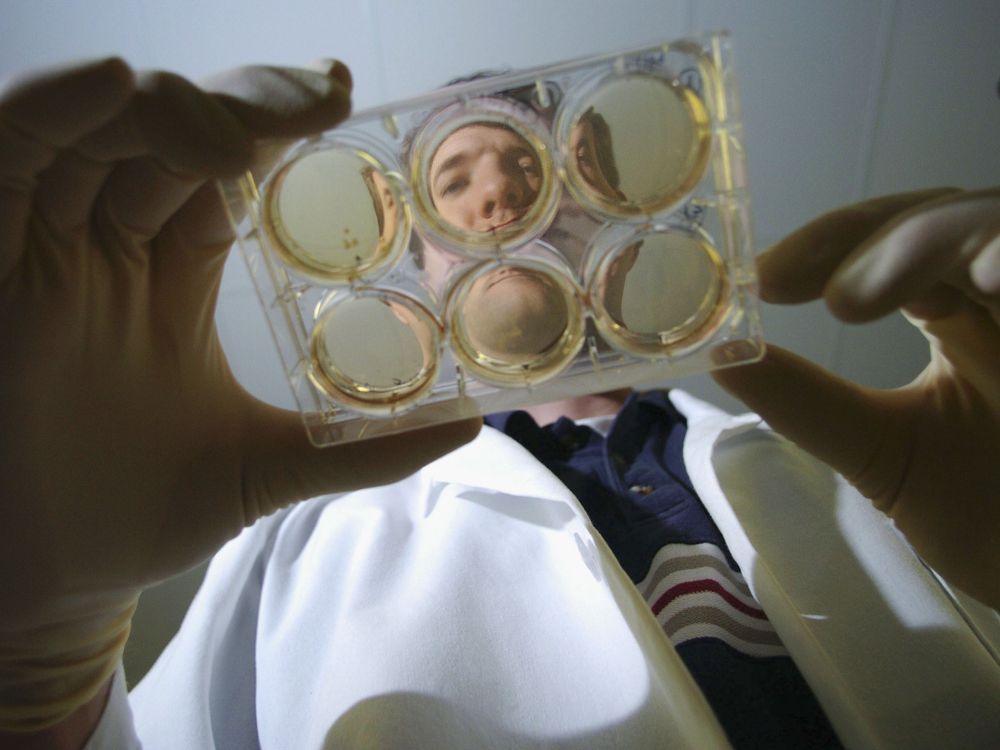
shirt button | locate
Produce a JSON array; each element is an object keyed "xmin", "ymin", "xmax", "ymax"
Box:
[{"xmin": 629, "ymin": 484, "xmax": 655, "ymax": 495}]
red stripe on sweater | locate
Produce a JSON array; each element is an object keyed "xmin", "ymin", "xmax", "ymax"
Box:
[{"xmin": 651, "ymin": 579, "xmax": 767, "ymax": 620}]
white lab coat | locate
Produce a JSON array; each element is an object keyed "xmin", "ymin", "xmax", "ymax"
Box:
[{"xmin": 86, "ymin": 391, "xmax": 1000, "ymax": 749}]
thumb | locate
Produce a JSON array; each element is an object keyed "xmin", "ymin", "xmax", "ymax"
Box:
[
  {"xmin": 711, "ymin": 344, "xmax": 910, "ymax": 506},
  {"xmin": 238, "ymin": 400, "xmax": 482, "ymax": 521},
  {"xmin": 201, "ymin": 59, "xmax": 352, "ymax": 140}
]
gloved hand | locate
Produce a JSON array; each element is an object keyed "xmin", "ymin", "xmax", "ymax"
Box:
[
  {"xmin": 0, "ymin": 58, "xmax": 479, "ymax": 733},
  {"xmin": 713, "ymin": 187, "xmax": 1000, "ymax": 608}
]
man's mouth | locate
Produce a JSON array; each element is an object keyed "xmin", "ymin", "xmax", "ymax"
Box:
[
  {"xmin": 484, "ymin": 267, "xmax": 543, "ymax": 291},
  {"xmin": 486, "ymin": 213, "xmax": 525, "ymax": 233}
]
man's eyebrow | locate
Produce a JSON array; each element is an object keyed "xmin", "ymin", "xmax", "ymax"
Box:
[{"xmin": 432, "ymin": 151, "xmax": 467, "ymax": 191}]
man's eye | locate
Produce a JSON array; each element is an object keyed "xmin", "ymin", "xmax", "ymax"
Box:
[
  {"xmin": 441, "ymin": 178, "xmax": 467, "ymax": 196},
  {"xmin": 518, "ymin": 157, "xmax": 538, "ymax": 174}
]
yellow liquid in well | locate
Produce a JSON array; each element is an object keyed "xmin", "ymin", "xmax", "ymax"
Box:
[
  {"xmin": 310, "ymin": 294, "xmax": 438, "ymax": 414},
  {"xmin": 450, "ymin": 263, "xmax": 584, "ymax": 386},
  {"xmin": 566, "ymin": 74, "xmax": 711, "ymax": 219},
  {"xmin": 412, "ymin": 113, "xmax": 558, "ymax": 255},
  {"xmin": 593, "ymin": 231, "xmax": 726, "ymax": 356},
  {"xmin": 265, "ymin": 147, "xmax": 404, "ymax": 281}
]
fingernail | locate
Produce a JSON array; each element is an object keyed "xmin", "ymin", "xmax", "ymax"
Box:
[
  {"xmin": 970, "ymin": 232, "xmax": 1000, "ymax": 294},
  {"xmin": 306, "ymin": 58, "xmax": 352, "ymax": 91},
  {"xmin": 711, "ymin": 339, "xmax": 765, "ymax": 367}
]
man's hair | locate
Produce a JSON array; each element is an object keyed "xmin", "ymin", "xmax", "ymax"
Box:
[{"xmin": 579, "ymin": 106, "xmax": 620, "ymax": 190}]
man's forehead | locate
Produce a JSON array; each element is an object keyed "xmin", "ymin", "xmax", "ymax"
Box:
[{"xmin": 432, "ymin": 123, "xmax": 528, "ymax": 167}]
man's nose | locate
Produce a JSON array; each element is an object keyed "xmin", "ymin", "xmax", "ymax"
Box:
[{"xmin": 477, "ymin": 162, "xmax": 523, "ymax": 218}]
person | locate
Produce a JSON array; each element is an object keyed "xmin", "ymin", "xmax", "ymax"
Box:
[
  {"xmin": 428, "ymin": 120, "xmax": 542, "ymax": 234},
  {"xmin": 569, "ymin": 107, "xmax": 627, "ymax": 204},
  {"xmin": 0, "ymin": 57, "xmax": 997, "ymax": 749},
  {"xmin": 413, "ymin": 92, "xmax": 629, "ymax": 375}
]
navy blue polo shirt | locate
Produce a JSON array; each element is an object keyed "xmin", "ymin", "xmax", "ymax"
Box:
[{"xmin": 486, "ymin": 390, "xmax": 841, "ymax": 750}]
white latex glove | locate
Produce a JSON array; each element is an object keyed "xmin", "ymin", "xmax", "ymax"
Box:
[
  {"xmin": 714, "ymin": 187, "xmax": 1000, "ymax": 608},
  {"xmin": 0, "ymin": 58, "xmax": 479, "ymax": 733}
]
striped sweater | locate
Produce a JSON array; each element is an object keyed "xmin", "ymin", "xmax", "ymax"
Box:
[{"xmin": 486, "ymin": 390, "xmax": 841, "ymax": 749}]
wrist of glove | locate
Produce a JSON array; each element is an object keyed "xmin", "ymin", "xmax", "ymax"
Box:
[{"xmin": 0, "ymin": 594, "xmax": 138, "ymax": 730}]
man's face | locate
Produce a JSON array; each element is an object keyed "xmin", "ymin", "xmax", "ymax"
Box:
[
  {"xmin": 459, "ymin": 265, "xmax": 570, "ymax": 365},
  {"xmin": 428, "ymin": 123, "xmax": 542, "ymax": 233},
  {"xmin": 569, "ymin": 113, "xmax": 622, "ymax": 202},
  {"xmin": 363, "ymin": 167, "xmax": 399, "ymax": 248}
]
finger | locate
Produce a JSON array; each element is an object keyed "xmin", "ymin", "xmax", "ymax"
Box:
[
  {"xmin": 241, "ymin": 402, "xmax": 482, "ymax": 521},
  {"xmin": 156, "ymin": 61, "xmax": 355, "ymax": 263},
  {"xmin": 205, "ymin": 59, "xmax": 354, "ymax": 231},
  {"xmin": 322, "ymin": 58, "xmax": 353, "ymax": 93},
  {"xmin": 86, "ymin": 62, "xmax": 354, "ymax": 248},
  {"xmin": 76, "ymin": 70, "xmax": 254, "ymax": 178},
  {"xmin": 757, "ymin": 188, "xmax": 960, "ymax": 305},
  {"xmin": 0, "ymin": 58, "xmax": 134, "ymax": 273},
  {"xmin": 825, "ymin": 188, "xmax": 1000, "ymax": 322},
  {"xmin": 31, "ymin": 149, "xmax": 116, "ymax": 242},
  {"xmin": 203, "ymin": 59, "xmax": 352, "ymax": 140},
  {"xmin": 98, "ymin": 157, "xmax": 205, "ymax": 244},
  {"xmin": 0, "ymin": 57, "xmax": 134, "ymax": 190},
  {"xmin": 711, "ymin": 343, "xmax": 911, "ymax": 503},
  {"xmin": 150, "ymin": 182, "xmax": 234, "ymax": 312},
  {"xmin": 70, "ymin": 69, "xmax": 258, "ymax": 247},
  {"xmin": 28, "ymin": 68, "xmax": 254, "ymax": 257},
  {"xmin": 161, "ymin": 181, "xmax": 236, "ymax": 253},
  {"xmin": 969, "ymin": 231, "xmax": 1000, "ymax": 296}
]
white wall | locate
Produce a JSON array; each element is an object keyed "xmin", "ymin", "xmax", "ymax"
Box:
[{"xmin": 3, "ymin": 0, "xmax": 999, "ymax": 684}]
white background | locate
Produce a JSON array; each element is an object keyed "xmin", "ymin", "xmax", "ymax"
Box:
[{"xmin": 2, "ymin": 0, "xmax": 999, "ymax": 684}]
